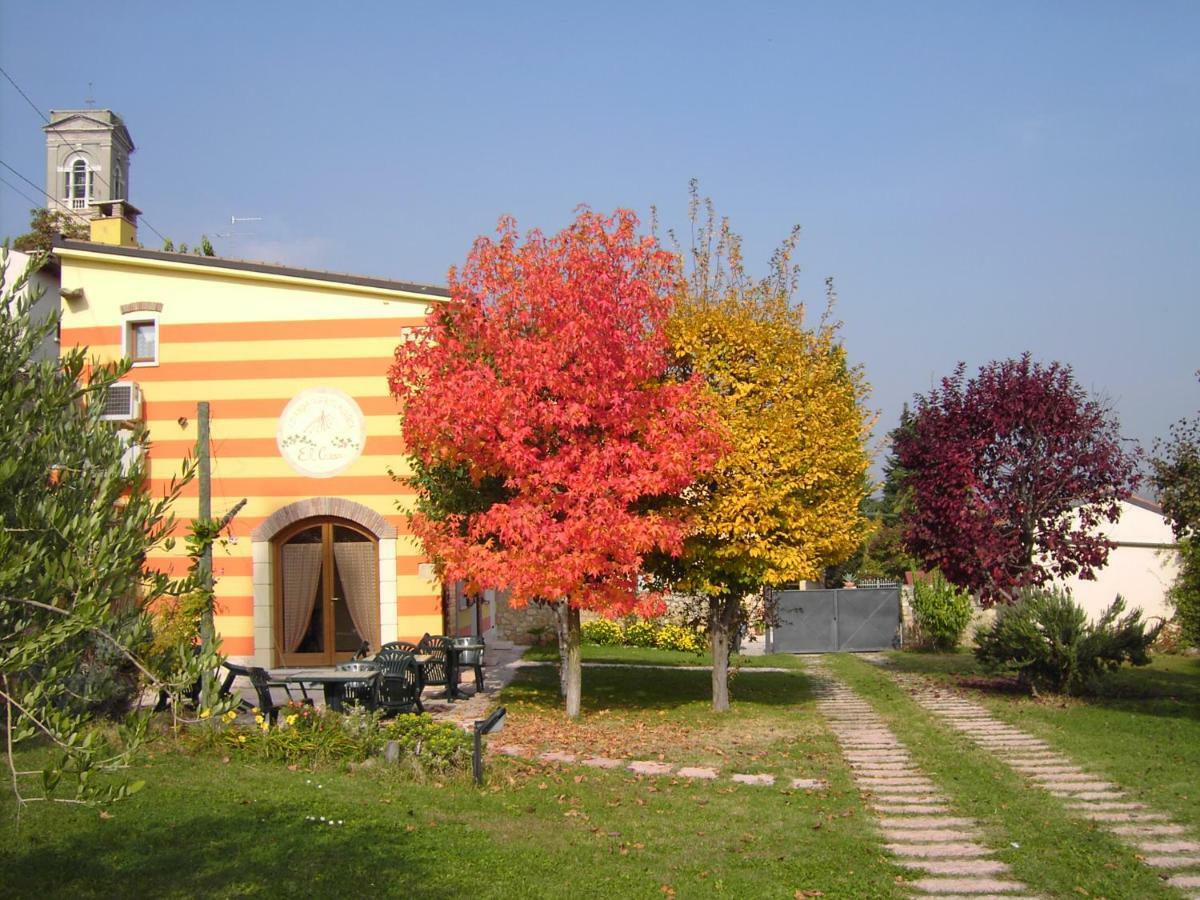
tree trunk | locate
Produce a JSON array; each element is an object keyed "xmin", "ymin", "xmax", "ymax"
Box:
[
  {"xmin": 710, "ymin": 597, "xmax": 732, "ymax": 712},
  {"xmin": 553, "ymin": 599, "xmax": 570, "ymax": 698},
  {"xmin": 564, "ymin": 605, "xmax": 582, "ymax": 719}
]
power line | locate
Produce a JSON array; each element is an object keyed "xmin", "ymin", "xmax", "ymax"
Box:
[
  {"xmin": 0, "ymin": 64, "xmax": 168, "ymax": 244},
  {"xmin": 0, "ymin": 64, "xmax": 45, "ymax": 123},
  {"xmin": 0, "ymin": 159, "xmax": 92, "ymax": 225},
  {"xmin": 0, "ymin": 172, "xmax": 46, "ymax": 210}
]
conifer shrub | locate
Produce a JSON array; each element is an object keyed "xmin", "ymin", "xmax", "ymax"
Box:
[{"xmin": 974, "ymin": 588, "xmax": 1161, "ymax": 694}]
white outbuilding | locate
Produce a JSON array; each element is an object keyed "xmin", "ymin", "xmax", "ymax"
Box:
[{"xmin": 1060, "ymin": 496, "xmax": 1180, "ymax": 625}]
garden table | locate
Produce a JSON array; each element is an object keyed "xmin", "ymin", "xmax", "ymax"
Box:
[{"xmin": 268, "ymin": 668, "xmax": 380, "ymax": 712}]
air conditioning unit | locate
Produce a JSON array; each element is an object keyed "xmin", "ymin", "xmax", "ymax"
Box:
[{"xmin": 100, "ymin": 381, "xmax": 143, "ymax": 421}]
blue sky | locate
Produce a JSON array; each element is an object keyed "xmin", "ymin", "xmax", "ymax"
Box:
[{"xmin": 2, "ymin": 1, "xmax": 1197, "ymax": 473}]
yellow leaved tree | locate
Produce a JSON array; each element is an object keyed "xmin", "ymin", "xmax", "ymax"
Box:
[{"xmin": 659, "ymin": 187, "xmax": 874, "ymax": 710}]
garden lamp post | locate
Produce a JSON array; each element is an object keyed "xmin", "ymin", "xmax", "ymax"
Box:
[{"xmin": 472, "ymin": 706, "xmax": 507, "ymax": 786}]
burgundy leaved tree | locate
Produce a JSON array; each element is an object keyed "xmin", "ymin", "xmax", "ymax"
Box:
[{"xmin": 893, "ymin": 354, "xmax": 1139, "ymax": 604}]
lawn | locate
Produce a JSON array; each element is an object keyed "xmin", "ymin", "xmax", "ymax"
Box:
[
  {"xmin": 828, "ymin": 653, "xmax": 1188, "ymax": 899},
  {"xmin": 5, "ymin": 649, "xmax": 1195, "ymax": 898},
  {"xmin": 521, "ymin": 643, "xmax": 807, "ymax": 669},
  {"xmin": 500, "ymin": 653, "xmax": 818, "ymax": 769},
  {"xmin": 0, "ymin": 656, "xmax": 902, "ymax": 900},
  {"xmin": 880, "ymin": 650, "xmax": 1200, "ymax": 834}
]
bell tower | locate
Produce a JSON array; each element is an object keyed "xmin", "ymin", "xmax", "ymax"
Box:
[{"xmin": 43, "ymin": 109, "xmax": 135, "ymax": 219}]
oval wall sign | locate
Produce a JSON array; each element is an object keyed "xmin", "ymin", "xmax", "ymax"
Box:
[{"xmin": 276, "ymin": 387, "xmax": 366, "ymax": 478}]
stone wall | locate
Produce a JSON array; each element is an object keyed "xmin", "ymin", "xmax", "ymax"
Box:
[{"xmin": 494, "ymin": 596, "xmax": 560, "ymax": 645}]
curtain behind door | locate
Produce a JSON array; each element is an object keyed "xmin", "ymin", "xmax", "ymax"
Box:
[
  {"xmin": 334, "ymin": 542, "xmax": 378, "ymax": 652},
  {"xmin": 281, "ymin": 543, "xmax": 323, "ymax": 653}
]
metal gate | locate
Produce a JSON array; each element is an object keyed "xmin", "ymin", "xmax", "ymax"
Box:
[{"xmin": 770, "ymin": 588, "xmax": 900, "ymax": 653}]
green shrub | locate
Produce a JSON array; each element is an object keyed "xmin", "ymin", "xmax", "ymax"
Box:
[
  {"xmin": 1169, "ymin": 537, "xmax": 1200, "ymax": 648},
  {"xmin": 654, "ymin": 623, "xmax": 705, "ymax": 654},
  {"xmin": 622, "ymin": 618, "xmax": 659, "ymax": 648},
  {"xmin": 581, "ymin": 616, "xmax": 706, "ymax": 654},
  {"xmin": 194, "ymin": 703, "xmax": 471, "ymax": 771},
  {"xmin": 382, "ymin": 714, "xmax": 472, "ymax": 771},
  {"xmin": 910, "ymin": 571, "xmax": 974, "ymax": 651},
  {"xmin": 974, "ymin": 588, "xmax": 1162, "ymax": 695},
  {"xmin": 233, "ymin": 703, "xmax": 376, "ymax": 764},
  {"xmin": 61, "ymin": 615, "xmax": 146, "ymax": 718},
  {"xmin": 581, "ymin": 618, "xmax": 623, "ymax": 646}
]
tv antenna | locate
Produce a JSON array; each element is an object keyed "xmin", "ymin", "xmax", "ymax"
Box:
[
  {"xmin": 85, "ymin": 82, "xmax": 95, "ymax": 108},
  {"xmin": 218, "ymin": 215, "xmax": 263, "ymax": 239}
]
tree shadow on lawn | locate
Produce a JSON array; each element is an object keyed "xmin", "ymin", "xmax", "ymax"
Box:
[
  {"xmin": 1, "ymin": 804, "xmax": 475, "ymax": 899},
  {"xmin": 502, "ymin": 663, "xmax": 812, "ymax": 714}
]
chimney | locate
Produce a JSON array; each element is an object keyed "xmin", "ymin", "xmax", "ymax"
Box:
[{"xmin": 89, "ymin": 199, "xmax": 140, "ymax": 247}]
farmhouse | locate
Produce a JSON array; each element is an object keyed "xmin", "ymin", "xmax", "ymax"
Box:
[{"xmin": 36, "ymin": 109, "xmax": 504, "ymax": 665}]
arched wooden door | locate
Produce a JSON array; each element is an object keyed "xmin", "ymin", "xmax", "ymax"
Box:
[{"xmin": 274, "ymin": 518, "xmax": 379, "ymax": 666}]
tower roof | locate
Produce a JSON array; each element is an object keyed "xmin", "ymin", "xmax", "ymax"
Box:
[{"xmin": 44, "ymin": 109, "xmax": 135, "ymax": 153}]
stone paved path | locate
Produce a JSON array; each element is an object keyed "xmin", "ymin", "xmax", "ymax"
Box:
[
  {"xmin": 490, "ymin": 741, "xmax": 828, "ymax": 791},
  {"xmin": 806, "ymin": 657, "xmax": 1040, "ymax": 898},
  {"xmin": 866, "ymin": 656, "xmax": 1200, "ymax": 899}
]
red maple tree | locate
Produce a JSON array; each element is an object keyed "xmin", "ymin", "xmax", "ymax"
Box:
[
  {"xmin": 893, "ymin": 354, "xmax": 1139, "ymax": 604},
  {"xmin": 388, "ymin": 209, "xmax": 724, "ymax": 715}
]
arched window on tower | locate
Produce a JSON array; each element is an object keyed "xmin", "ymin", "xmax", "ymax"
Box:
[{"xmin": 65, "ymin": 158, "xmax": 92, "ymax": 209}]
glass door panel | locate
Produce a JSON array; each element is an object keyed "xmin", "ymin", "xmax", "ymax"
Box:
[
  {"xmin": 279, "ymin": 526, "xmax": 324, "ymax": 663},
  {"xmin": 276, "ymin": 519, "xmax": 379, "ymax": 666},
  {"xmin": 331, "ymin": 525, "xmax": 378, "ymax": 655}
]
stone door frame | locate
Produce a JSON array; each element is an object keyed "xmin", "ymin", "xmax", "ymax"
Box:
[{"xmin": 249, "ymin": 497, "xmax": 398, "ymax": 666}]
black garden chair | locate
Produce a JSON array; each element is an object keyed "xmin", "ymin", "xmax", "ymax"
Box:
[
  {"xmin": 156, "ymin": 655, "xmax": 305, "ymax": 713},
  {"xmin": 381, "ymin": 640, "xmax": 420, "ymax": 654},
  {"xmin": 335, "ymin": 661, "xmax": 380, "ymax": 710},
  {"xmin": 246, "ymin": 666, "xmax": 290, "ymax": 724},
  {"xmin": 226, "ymin": 664, "xmax": 315, "ymax": 724},
  {"xmin": 223, "ymin": 660, "xmax": 312, "ymax": 705},
  {"xmin": 416, "ymin": 634, "xmax": 452, "ymax": 698},
  {"xmin": 373, "ymin": 647, "xmax": 424, "ymax": 715}
]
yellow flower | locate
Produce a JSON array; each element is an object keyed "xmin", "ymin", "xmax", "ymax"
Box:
[
  {"xmin": 254, "ymin": 714, "xmax": 265, "ymax": 725},
  {"xmin": 286, "ymin": 714, "xmax": 298, "ymax": 726},
  {"xmin": 223, "ymin": 710, "xmax": 237, "ymax": 722},
  {"xmin": 260, "ymin": 722, "xmax": 270, "ymax": 733},
  {"xmin": 199, "ymin": 709, "xmax": 212, "ymax": 719},
  {"xmin": 237, "ymin": 735, "xmax": 247, "ymax": 744}
]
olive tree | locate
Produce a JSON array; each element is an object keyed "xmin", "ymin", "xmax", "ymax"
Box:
[{"xmin": 0, "ymin": 249, "xmax": 226, "ymax": 811}]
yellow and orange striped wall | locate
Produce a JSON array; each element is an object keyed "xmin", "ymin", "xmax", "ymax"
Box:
[{"xmin": 55, "ymin": 240, "xmax": 452, "ymax": 664}]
